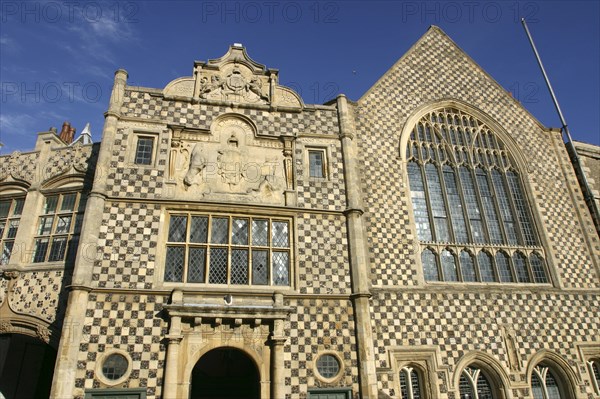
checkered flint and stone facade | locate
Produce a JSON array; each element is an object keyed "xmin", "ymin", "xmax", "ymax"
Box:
[{"xmin": 0, "ymin": 26, "xmax": 598, "ymax": 399}]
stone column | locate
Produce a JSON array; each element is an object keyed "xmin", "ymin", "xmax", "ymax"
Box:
[
  {"xmin": 50, "ymin": 69, "xmax": 128, "ymax": 399},
  {"xmin": 270, "ymin": 336, "xmax": 286, "ymax": 399},
  {"xmin": 336, "ymin": 94, "xmax": 379, "ymax": 398},
  {"xmin": 270, "ymin": 293, "xmax": 287, "ymax": 399},
  {"xmin": 163, "ymin": 316, "xmax": 183, "ymax": 399}
]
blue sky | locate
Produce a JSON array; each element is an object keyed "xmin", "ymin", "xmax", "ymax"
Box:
[{"xmin": 1, "ymin": 0, "xmax": 598, "ymax": 153}]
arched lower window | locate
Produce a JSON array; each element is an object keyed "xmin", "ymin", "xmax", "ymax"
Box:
[
  {"xmin": 399, "ymin": 366, "xmax": 422, "ymax": 399},
  {"xmin": 459, "ymin": 367, "xmax": 494, "ymax": 399},
  {"xmin": 406, "ymin": 107, "xmax": 549, "ymax": 284},
  {"xmin": 531, "ymin": 364, "xmax": 566, "ymax": 399}
]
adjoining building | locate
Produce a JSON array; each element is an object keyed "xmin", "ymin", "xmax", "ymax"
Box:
[{"xmin": 1, "ymin": 26, "xmax": 599, "ymax": 399}]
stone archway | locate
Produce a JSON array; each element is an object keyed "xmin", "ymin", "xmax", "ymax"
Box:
[
  {"xmin": 190, "ymin": 347, "xmax": 260, "ymax": 399},
  {"xmin": 0, "ymin": 333, "xmax": 57, "ymax": 399}
]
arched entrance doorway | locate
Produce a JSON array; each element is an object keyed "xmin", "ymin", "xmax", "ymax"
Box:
[
  {"xmin": 0, "ymin": 334, "xmax": 56, "ymax": 399},
  {"xmin": 190, "ymin": 347, "xmax": 260, "ymax": 399}
]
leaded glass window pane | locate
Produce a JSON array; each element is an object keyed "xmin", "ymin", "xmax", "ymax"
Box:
[
  {"xmin": 231, "ymin": 249, "xmax": 249, "ymax": 284},
  {"xmin": 460, "ymin": 251, "xmax": 477, "ymax": 282},
  {"xmin": 188, "ymin": 247, "xmax": 206, "ymax": 283},
  {"xmin": 492, "ymin": 169, "xmax": 518, "ymax": 244},
  {"xmin": 190, "ymin": 216, "xmax": 208, "ymax": 243},
  {"xmin": 48, "ymin": 237, "xmax": 68, "ymax": 262},
  {"xmin": 1, "ymin": 242, "xmax": 14, "ymax": 265},
  {"xmin": 507, "ymin": 171, "xmax": 537, "ymax": 245},
  {"xmin": 408, "ymin": 162, "xmax": 433, "ymax": 241},
  {"xmin": 496, "ymin": 252, "xmax": 513, "ymax": 282},
  {"xmin": 252, "ymin": 219, "xmax": 268, "ymax": 246},
  {"xmin": 60, "ymin": 193, "xmax": 77, "ymax": 212},
  {"xmin": 13, "ymin": 199, "xmax": 24, "ymax": 215},
  {"xmin": 165, "ymin": 214, "xmax": 291, "ymax": 286},
  {"xmin": 530, "ymin": 253, "xmax": 548, "ymax": 283},
  {"xmin": 44, "ymin": 196, "xmax": 58, "ymax": 214},
  {"xmin": 532, "ymin": 373, "xmax": 544, "ymax": 399},
  {"xmin": 399, "ymin": 368, "xmax": 421, "ymax": 399},
  {"xmin": 272, "ymin": 221, "xmax": 289, "ymax": 247},
  {"xmin": 0, "ymin": 201, "xmax": 9, "ymax": 218},
  {"xmin": 252, "ymin": 250, "xmax": 269, "ymax": 285},
  {"xmin": 272, "ymin": 251, "xmax": 289, "ymax": 286},
  {"xmin": 422, "ymin": 249, "xmax": 439, "ymax": 281},
  {"xmin": 400, "ymin": 369, "xmax": 409, "ymax": 399},
  {"xmin": 441, "ymin": 250, "xmax": 458, "ymax": 281},
  {"xmin": 7, "ymin": 220, "xmax": 19, "ymax": 238},
  {"xmin": 165, "ymin": 246, "xmax": 184, "ymax": 282},
  {"xmin": 425, "ymin": 163, "xmax": 450, "ymax": 242},
  {"xmin": 211, "ymin": 218, "xmax": 229, "ymax": 244},
  {"xmin": 231, "ymin": 218, "xmax": 249, "ymax": 245},
  {"xmin": 168, "ymin": 216, "xmax": 187, "ymax": 242},
  {"xmin": 459, "ymin": 374, "xmax": 475, "ymax": 398},
  {"xmin": 39, "ymin": 216, "xmax": 54, "ymax": 235},
  {"xmin": 476, "ymin": 372, "xmax": 493, "ymax": 399},
  {"xmin": 545, "ymin": 370, "xmax": 562, "ymax": 399},
  {"xmin": 309, "ymin": 150, "xmax": 325, "ymax": 178},
  {"xmin": 209, "ymin": 247, "xmax": 228, "ymax": 284},
  {"xmin": 443, "ymin": 165, "xmax": 469, "ymax": 243},
  {"xmin": 478, "ymin": 252, "xmax": 496, "ymax": 282},
  {"xmin": 102, "ymin": 353, "xmax": 128, "ymax": 381},
  {"xmin": 513, "ymin": 252, "xmax": 530, "ymax": 283},
  {"xmin": 55, "ymin": 216, "xmax": 72, "ymax": 234},
  {"xmin": 476, "ymin": 168, "xmax": 503, "ymax": 244},
  {"xmin": 135, "ymin": 137, "xmax": 154, "ymax": 165},
  {"xmin": 33, "ymin": 193, "xmax": 83, "ymax": 263},
  {"xmin": 316, "ymin": 355, "xmax": 340, "ymax": 378},
  {"xmin": 459, "ymin": 167, "xmax": 485, "ymax": 243}
]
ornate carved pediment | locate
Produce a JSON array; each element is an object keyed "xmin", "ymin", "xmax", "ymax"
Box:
[{"xmin": 162, "ymin": 44, "xmax": 303, "ymax": 109}]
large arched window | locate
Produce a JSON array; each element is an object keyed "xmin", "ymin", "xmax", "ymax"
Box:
[{"xmin": 406, "ymin": 107, "xmax": 548, "ymax": 283}]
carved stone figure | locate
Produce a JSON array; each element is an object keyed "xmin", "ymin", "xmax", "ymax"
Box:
[{"xmin": 183, "ymin": 143, "xmax": 207, "ymax": 188}]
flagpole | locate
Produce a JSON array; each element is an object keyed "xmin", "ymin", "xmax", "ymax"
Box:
[{"xmin": 521, "ymin": 18, "xmax": 600, "ymax": 233}]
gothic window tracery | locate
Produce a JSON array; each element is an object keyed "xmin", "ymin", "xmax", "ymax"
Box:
[{"xmin": 406, "ymin": 108, "xmax": 548, "ymax": 283}]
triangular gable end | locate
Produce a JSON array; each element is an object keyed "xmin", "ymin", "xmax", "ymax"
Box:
[{"xmin": 358, "ymin": 25, "xmax": 548, "ymax": 133}]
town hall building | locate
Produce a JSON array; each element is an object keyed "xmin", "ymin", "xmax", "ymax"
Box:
[{"xmin": 1, "ymin": 26, "xmax": 599, "ymax": 399}]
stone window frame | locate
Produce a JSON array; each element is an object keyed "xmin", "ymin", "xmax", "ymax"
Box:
[
  {"xmin": 587, "ymin": 358, "xmax": 600, "ymax": 396},
  {"xmin": 128, "ymin": 130, "xmax": 159, "ymax": 168},
  {"xmin": 160, "ymin": 210, "xmax": 294, "ymax": 288},
  {"xmin": 32, "ymin": 191, "xmax": 85, "ymax": 264},
  {"xmin": 400, "ymin": 103, "xmax": 555, "ymax": 286},
  {"xmin": 387, "ymin": 346, "xmax": 443, "ymax": 399},
  {"xmin": 313, "ymin": 351, "xmax": 345, "ymax": 384},
  {"xmin": 0, "ymin": 195, "xmax": 25, "ymax": 265},
  {"xmin": 306, "ymin": 147, "xmax": 329, "ymax": 180},
  {"xmin": 95, "ymin": 349, "xmax": 133, "ymax": 387}
]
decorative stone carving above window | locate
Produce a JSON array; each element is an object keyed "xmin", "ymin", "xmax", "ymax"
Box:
[{"xmin": 167, "ymin": 115, "xmax": 289, "ymax": 205}]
